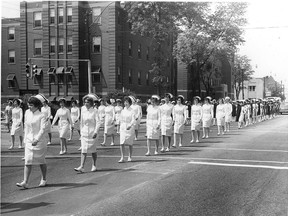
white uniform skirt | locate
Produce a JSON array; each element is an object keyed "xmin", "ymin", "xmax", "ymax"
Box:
[
  {"xmin": 81, "ymin": 137, "xmax": 98, "ymax": 154},
  {"xmin": 146, "ymin": 121, "xmax": 160, "ymax": 140},
  {"xmin": 161, "ymin": 117, "xmax": 173, "ymax": 136},
  {"xmin": 25, "ymin": 136, "xmax": 47, "ymax": 165},
  {"xmin": 191, "ymin": 121, "xmax": 201, "ymax": 131},
  {"xmin": 217, "ymin": 117, "xmax": 225, "ymax": 126},
  {"xmin": 44, "ymin": 119, "xmax": 52, "ymax": 133},
  {"xmin": 10, "ymin": 122, "xmax": 23, "ymax": 136},
  {"xmin": 71, "ymin": 117, "xmax": 80, "ymax": 130},
  {"xmin": 225, "ymin": 114, "xmax": 232, "ymax": 123},
  {"xmin": 120, "ymin": 123, "xmax": 135, "ymax": 145},
  {"xmin": 202, "ymin": 115, "xmax": 212, "ymax": 128},
  {"xmin": 58, "ymin": 120, "xmax": 70, "ymax": 138}
]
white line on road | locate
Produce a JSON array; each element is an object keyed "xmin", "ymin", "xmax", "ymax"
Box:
[{"xmin": 188, "ymin": 161, "xmax": 288, "ymax": 170}]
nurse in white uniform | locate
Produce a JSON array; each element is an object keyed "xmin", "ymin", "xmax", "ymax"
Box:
[
  {"xmin": 145, "ymin": 95, "xmax": 161, "ymax": 156},
  {"xmin": 118, "ymin": 96, "xmax": 137, "ymax": 162},
  {"xmin": 16, "ymin": 94, "xmax": 48, "ymax": 188},
  {"xmin": 190, "ymin": 96, "xmax": 203, "ymax": 143},
  {"xmin": 115, "ymin": 99, "xmax": 123, "ymax": 134},
  {"xmin": 160, "ymin": 93, "xmax": 174, "ymax": 152},
  {"xmin": 74, "ymin": 94, "xmax": 100, "ymax": 173},
  {"xmin": 131, "ymin": 97, "xmax": 142, "ymax": 140},
  {"xmin": 216, "ymin": 98, "xmax": 225, "ymax": 135},
  {"xmin": 201, "ymin": 97, "xmax": 213, "ymax": 139},
  {"xmin": 51, "ymin": 98, "xmax": 73, "ymax": 155},
  {"xmin": 69, "ymin": 100, "xmax": 81, "ymax": 141},
  {"xmin": 224, "ymin": 97, "xmax": 233, "ymax": 132},
  {"xmin": 41, "ymin": 98, "xmax": 52, "ymax": 144},
  {"xmin": 10, "ymin": 98, "xmax": 24, "ymax": 149}
]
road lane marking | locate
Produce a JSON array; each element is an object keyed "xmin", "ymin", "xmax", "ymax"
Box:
[
  {"xmin": 187, "ymin": 147, "xmax": 288, "ymax": 153},
  {"xmin": 188, "ymin": 161, "xmax": 288, "ymax": 170}
]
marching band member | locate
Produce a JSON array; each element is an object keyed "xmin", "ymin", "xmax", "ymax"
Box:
[
  {"xmin": 224, "ymin": 97, "xmax": 233, "ymax": 132},
  {"xmin": 9, "ymin": 98, "xmax": 24, "ymax": 149},
  {"xmin": 160, "ymin": 93, "xmax": 174, "ymax": 152},
  {"xmin": 190, "ymin": 96, "xmax": 202, "ymax": 143},
  {"xmin": 145, "ymin": 95, "xmax": 161, "ymax": 156},
  {"xmin": 118, "ymin": 96, "xmax": 137, "ymax": 162},
  {"xmin": 51, "ymin": 98, "xmax": 73, "ymax": 155},
  {"xmin": 172, "ymin": 95, "xmax": 187, "ymax": 148},
  {"xmin": 202, "ymin": 97, "xmax": 213, "ymax": 139},
  {"xmin": 216, "ymin": 98, "xmax": 225, "ymax": 135},
  {"xmin": 74, "ymin": 94, "xmax": 100, "ymax": 173}
]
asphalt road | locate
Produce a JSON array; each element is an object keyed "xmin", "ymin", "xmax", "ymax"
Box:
[{"xmin": 1, "ymin": 115, "xmax": 288, "ymax": 216}]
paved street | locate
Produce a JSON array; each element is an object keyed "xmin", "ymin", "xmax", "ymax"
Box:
[{"xmin": 1, "ymin": 115, "xmax": 288, "ymax": 216}]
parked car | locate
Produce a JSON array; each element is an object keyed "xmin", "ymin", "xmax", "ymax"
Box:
[{"xmin": 279, "ymin": 103, "xmax": 288, "ymax": 115}]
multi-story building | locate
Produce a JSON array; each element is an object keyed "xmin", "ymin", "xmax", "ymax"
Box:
[
  {"xmin": 238, "ymin": 77, "xmax": 265, "ymax": 100},
  {"xmin": 1, "ymin": 1, "xmax": 175, "ymax": 102}
]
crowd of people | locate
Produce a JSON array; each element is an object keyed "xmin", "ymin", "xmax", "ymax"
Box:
[{"xmin": 2, "ymin": 93, "xmax": 281, "ymax": 189}]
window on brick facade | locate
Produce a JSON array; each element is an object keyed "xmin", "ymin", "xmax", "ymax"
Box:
[
  {"xmin": 146, "ymin": 73, "xmax": 149, "ymax": 86},
  {"xmin": 58, "ymin": 74, "xmax": 64, "ymax": 84},
  {"xmin": 58, "ymin": 8, "xmax": 64, "ymax": 24},
  {"xmin": 58, "ymin": 38, "xmax": 64, "ymax": 53},
  {"xmin": 50, "ymin": 9, "xmax": 55, "ymax": 24},
  {"xmin": 8, "ymin": 50, "xmax": 15, "ymax": 63},
  {"xmin": 92, "ymin": 36, "xmax": 101, "ymax": 53},
  {"xmin": 138, "ymin": 71, "xmax": 141, "ymax": 85},
  {"xmin": 92, "ymin": 7, "xmax": 101, "ymax": 24},
  {"xmin": 33, "ymin": 71, "xmax": 43, "ymax": 85},
  {"xmin": 92, "ymin": 66, "xmax": 101, "ymax": 83},
  {"xmin": 67, "ymin": 8, "xmax": 72, "ymax": 23},
  {"xmin": 138, "ymin": 44, "xmax": 141, "ymax": 59},
  {"xmin": 249, "ymin": 86, "xmax": 256, "ymax": 91},
  {"xmin": 34, "ymin": 12, "xmax": 42, "ymax": 27},
  {"xmin": 128, "ymin": 69, "xmax": 132, "ymax": 84},
  {"xmin": 128, "ymin": 41, "xmax": 132, "ymax": 57},
  {"xmin": 7, "ymin": 74, "xmax": 16, "ymax": 88},
  {"xmin": 49, "ymin": 74, "xmax": 56, "ymax": 84},
  {"xmin": 117, "ymin": 67, "xmax": 121, "ymax": 83},
  {"xmin": 50, "ymin": 37, "xmax": 55, "ymax": 53},
  {"xmin": 8, "ymin": 27, "xmax": 15, "ymax": 40},
  {"xmin": 146, "ymin": 47, "xmax": 150, "ymax": 61},
  {"xmin": 67, "ymin": 37, "xmax": 72, "ymax": 53},
  {"xmin": 34, "ymin": 39, "xmax": 42, "ymax": 55}
]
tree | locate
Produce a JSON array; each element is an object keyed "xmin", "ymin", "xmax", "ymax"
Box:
[
  {"xmin": 232, "ymin": 54, "xmax": 254, "ymax": 100},
  {"xmin": 174, "ymin": 2, "xmax": 247, "ymax": 96}
]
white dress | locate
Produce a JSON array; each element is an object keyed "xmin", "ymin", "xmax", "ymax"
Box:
[
  {"xmin": 52, "ymin": 107, "xmax": 72, "ymax": 139},
  {"xmin": 191, "ymin": 105, "xmax": 202, "ymax": 131},
  {"xmin": 10, "ymin": 107, "xmax": 24, "ymax": 136},
  {"xmin": 160, "ymin": 103, "xmax": 174, "ymax": 136},
  {"xmin": 202, "ymin": 104, "xmax": 213, "ymax": 128},
  {"xmin": 173, "ymin": 104, "xmax": 187, "ymax": 134},
  {"xmin": 146, "ymin": 105, "xmax": 161, "ymax": 139},
  {"xmin": 239, "ymin": 105, "xmax": 246, "ymax": 122},
  {"xmin": 71, "ymin": 106, "xmax": 80, "ymax": 130},
  {"xmin": 104, "ymin": 105, "xmax": 115, "ymax": 135},
  {"xmin": 119, "ymin": 106, "xmax": 136, "ymax": 145},
  {"xmin": 5, "ymin": 105, "xmax": 12, "ymax": 124},
  {"xmin": 41, "ymin": 105, "xmax": 52, "ymax": 133},
  {"xmin": 114, "ymin": 105, "xmax": 123, "ymax": 125},
  {"xmin": 216, "ymin": 104, "xmax": 225, "ymax": 126},
  {"xmin": 131, "ymin": 104, "xmax": 142, "ymax": 130},
  {"xmin": 24, "ymin": 109, "xmax": 47, "ymax": 165},
  {"xmin": 80, "ymin": 107, "xmax": 100, "ymax": 153},
  {"xmin": 224, "ymin": 103, "xmax": 233, "ymax": 123},
  {"xmin": 98, "ymin": 105, "xmax": 106, "ymax": 127}
]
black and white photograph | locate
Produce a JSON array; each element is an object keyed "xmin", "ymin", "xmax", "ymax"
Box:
[{"xmin": 1, "ymin": 0, "xmax": 288, "ymax": 215}]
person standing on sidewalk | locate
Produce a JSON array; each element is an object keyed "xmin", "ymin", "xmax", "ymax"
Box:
[
  {"xmin": 160, "ymin": 93, "xmax": 174, "ymax": 152},
  {"xmin": 202, "ymin": 97, "xmax": 213, "ymax": 139},
  {"xmin": 118, "ymin": 96, "xmax": 137, "ymax": 162},
  {"xmin": 190, "ymin": 96, "xmax": 203, "ymax": 143},
  {"xmin": 51, "ymin": 98, "xmax": 73, "ymax": 155},
  {"xmin": 69, "ymin": 100, "xmax": 81, "ymax": 141},
  {"xmin": 172, "ymin": 95, "xmax": 188, "ymax": 148},
  {"xmin": 41, "ymin": 97, "xmax": 53, "ymax": 145},
  {"xmin": 74, "ymin": 94, "xmax": 100, "ymax": 173},
  {"xmin": 145, "ymin": 95, "xmax": 161, "ymax": 156},
  {"xmin": 16, "ymin": 94, "xmax": 48, "ymax": 188},
  {"xmin": 9, "ymin": 98, "xmax": 24, "ymax": 149}
]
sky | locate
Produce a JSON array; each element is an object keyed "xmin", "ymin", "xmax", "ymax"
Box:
[{"xmin": 1, "ymin": 0, "xmax": 288, "ymax": 91}]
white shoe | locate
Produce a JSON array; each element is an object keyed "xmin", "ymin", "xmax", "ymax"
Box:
[
  {"xmin": 179, "ymin": 143, "xmax": 182, "ymax": 147},
  {"xmin": 21, "ymin": 157, "xmax": 25, "ymax": 161},
  {"xmin": 59, "ymin": 151, "xmax": 64, "ymax": 155},
  {"xmin": 100, "ymin": 142, "xmax": 106, "ymax": 146},
  {"xmin": 165, "ymin": 147, "xmax": 170, "ymax": 152},
  {"xmin": 202, "ymin": 136, "xmax": 205, "ymax": 139},
  {"xmin": 206, "ymin": 136, "xmax": 209, "ymax": 139},
  {"xmin": 110, "ymin": 143, "xmax": 115, "ymax": 146},
  {"xmin": 160, "ymin": 148, "xmax": 165, "ymax": 153},
  {"xmin": 39, "ymin": 180, "xmax": 47, "ymax": 187},
  {"xmin": 68, "ymin": 138, "xmax": 72, "ymax": 141},
  {"xmin": 154, "ymin": 151, "xmax": 159, "ymax": 155},
  {"xmin": 134, "ymin": 137, "xmax": 138, "ymax": 141},
  {"xmin": 196, "ymin": 140, "xmax": 199, "ymax": 143},
  {"xmin": 91, "ymin": 165, "xmax": 97, "ymax": 172},
  {"xmin": 222, "ymin": 132, "xmax": 225, "ymax": 135},
  {"xmin": 217, "ymin": 133, "xmax": 220, "ymax": 136},
  {"xmin": 16, "ymin": 181, "xmax": 28, "ymax": 189},
  {"xmin": 145, "ymin": 152, "xmax": 151, "ymax": 156},
  {"xmin": 8, "ymin": 146, "xmax": 14, "ymax": 150},
  {"xmin": 47, "ymin": 142, "xmax": 51, "ymax": 145},
  {"xmin": 190, "ymin": 140, "xmax": 194, "ymax": 143},
  {"xmin": 127, "ymin": 157, "xmax": 132, "ymax": 162},
  {"xmin": 118, "ymin": 158, "xmax": 124, "ymax": 163},
  {"xmin": 172, "ymin": 144, "xmax": 176, "ymax": 148},
  {"xmin": 74, "ymin": 167, "xmax": 84, "ymax": 173}
]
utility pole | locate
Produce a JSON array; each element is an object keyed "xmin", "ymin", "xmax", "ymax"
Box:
[{"xmin": 242, "ymin": 68, "xmax": 244, "ymax": 99}]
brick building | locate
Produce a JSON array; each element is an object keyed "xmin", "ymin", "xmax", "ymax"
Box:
[{"xmin": 1, "ymin": 1, "xmax": 175, "ymax": 102}]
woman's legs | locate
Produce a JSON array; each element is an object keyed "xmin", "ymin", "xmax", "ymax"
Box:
[
  {"xmin": 48, "ymin": 133, "xmax": 52, "ymax": 143},
  {"xmin": 128, "ymin": 145, "xmax": 133, "ymax": 160},
  {"xmin": 91, "ymin": 152, "xmax": 97, "ymax": 167},
  {"xmin": 202, "ymin": 127, "xmax": 206, "ymax": 138},
  {"xmin": 24, "ymin": 165, "xmax": 32, "ymax": 183},
  {"xmin": 39, "ymin": 164, "xmax": 47, "ymax": 181},
  {"xmin": 179, "ymin": 134, "xmax": 183, "ymax": 146},
  {"xmin": 191, "ymin": 131, "xmax": 195, "ymax": 142},
  {"xmin": 60, "ymin": 138, "xmax": 67, "ymax": 153},
  {"xmin": 173, "ymin": 133, "xmax": 177, "ymax": 147},
  {"xmin": 217, "ymin": 126, "xmax": 221, "ymax": 135},
  {"xmin": 101, "ymin": 134, "xmax": 107, "ymax": 145},
  {"xmin": 155, "ymin": 140, "xmax": 159, "ymax": 154},
  {"xmin": 10, "ymin": 135, "xmax": 15, "ymax": 149},
  {"xmin": 146, "ymin": 139, "xmax": 151, "ymax": 155},
  {"xmin": 69, "ymin": 129, "xmax": 74, "ymax": 140},
  {"xmin": 80, "ymin": 153, "xmax": 87, "ymax": 168},
  {"xmin": 161, "ymin": 135, "xmax": 165, "ymax": 152},
  {"xmin": 196, "ymin": 130, "xmax": 200, "ymax": 142},
  {"xmin": 110, "ymin": 134, "xmax": 115, "ymax": 145},
  {"xmin": 119, "ymin": 144, "xmax": 125, "ymax": 161},
  {"xmin": 19, "ymin": 136, "xmax": 23, "ymax": 148},
  {"xmin": 167, "ymin": 136, "xmax": 171, "ymax": 149}
]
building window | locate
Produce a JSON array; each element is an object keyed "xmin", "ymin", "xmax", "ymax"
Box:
[
  {"xmin": 249, "ymin": 86, "xmax": 256, "ymax": 91},
  {"xmin": 58, "ymin": 74, "xmax": 64, "ymax": 84},
  {"xmin": 7, "ymin": 74, "xmax": 16, "ymax": 88},
  {"xmin": 92, "ymin": 36, "xmax": 101, "ymax": 53},
  {"xmin": 92, "ymin": 7, "xmax": 101, "ymax": 24},
  {"xmin": 58, "ymin": 8, "xmax": 64, "ymax": 24},
  {"xmin": 58, "ymin": 38, "xmax": 64, "ymax": 53},
  {"xmin": 146, "ymin": 73, "xmax": 149, "ymax": 86},
  {"xmin": 92, "ymin": 66, "xmax": 101, "ymax": 83},
  {"xmin": 128, "ymin": 69, "xmax": 132, "ymax": 84},
  {"xmin": 34, "ymin": 12, "xmax": 42, "ymax": 28},
  {"xmin": 117, "ymin": 67, "xmax": 121, "ymax": 83},
  {"xmin": 49, "ymin": 74, "xmax": 56, "ymax": 84},
  {"xmin": 8, "ymin": 27, "xmax": 15, "ymax": 40},
  {"xmin": 8, "ymin": 50, "xmax": 15, "ymax": 63},
  {"xmin": 138, "ymin": 71, "xmax": 141, "ymax": 85},
  {"xmin": 67, "ymin": 37, "xmax": 72, "ymax": 53},
  {"xmin": 128, "ymin": 41, "xmax": 132, "ymax": 57},
  {"xmin": 146, "ymin": 47, "xmax": 150, "ymax": 61},
  {"xmin": 138, "ymin": 44, "xmax": 141, "ymax": 59},
  {"xmin": 33, "ymin": 71, "xmax": 43, "ymax": 85},
  {"xmin": 50, "ymin": 37, "xmax": 55, "ymax": 53},
  {"xmin": 49, "ymin": 9, "xmax": 55, "ymax": 24},
  {"xmin": 34, "ymin": 39, "xmax": 42, "ymax": 56},
  {"xmin": 67, "ymin": 7, "xmax": 72, "ymax": 23}
]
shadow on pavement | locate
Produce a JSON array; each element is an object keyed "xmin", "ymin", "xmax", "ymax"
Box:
[{"xmin": 1, "ymin": 202, "xmax": 53, "ymax": 214}]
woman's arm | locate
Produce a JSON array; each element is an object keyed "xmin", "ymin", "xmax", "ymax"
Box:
[{"xmin": 51, "ymin": 110, "xmax": 59, "ymax": 126}]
